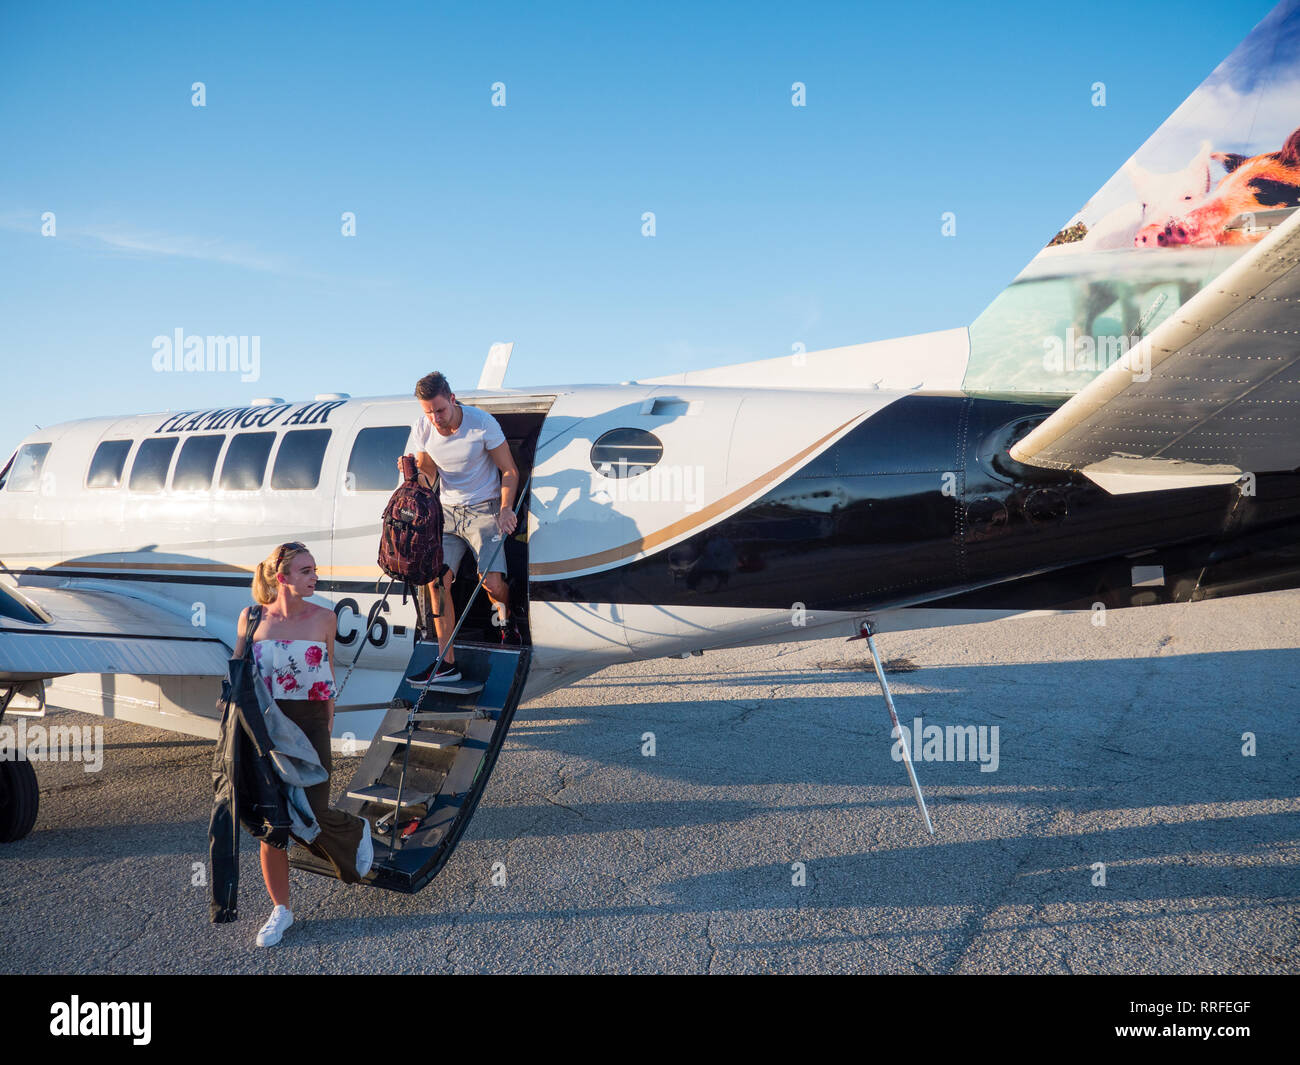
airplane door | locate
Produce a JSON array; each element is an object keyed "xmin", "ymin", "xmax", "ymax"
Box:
[{"xmin": 329, "ymin": 401, "xmax": 425, "ymax": 683}]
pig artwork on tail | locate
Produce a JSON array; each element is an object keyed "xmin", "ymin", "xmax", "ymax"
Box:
[
  {"xmin": 1137, "ymin": 126, "xmax": 1300, "ymax": 247},
  {"xmin": 1077, "ymin": 142, "xmax": 1213, "ymax": 250}
]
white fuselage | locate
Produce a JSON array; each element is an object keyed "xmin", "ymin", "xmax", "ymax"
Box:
[{"xmin": 0, "ymin": 376, "xmax": 1034, "ymax": 745}]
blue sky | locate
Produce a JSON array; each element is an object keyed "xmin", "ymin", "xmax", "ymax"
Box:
[{"xmin": 0, "ymin": 0, "xmax": 1277, "ymax": 461}]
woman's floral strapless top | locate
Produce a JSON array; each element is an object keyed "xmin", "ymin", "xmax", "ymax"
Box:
[{"xmin": 252, "ymin": 639, "xmax": 337, "ymax": 700}]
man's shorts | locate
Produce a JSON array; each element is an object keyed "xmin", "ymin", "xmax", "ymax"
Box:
[{"xmin": 442, "ymin": 498, "xmax": 508, "ymax": 582}]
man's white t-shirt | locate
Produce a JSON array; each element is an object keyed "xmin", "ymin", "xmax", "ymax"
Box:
[{"xmin": 408, "ymin": 403, "xmax": 506, "ymax": 506}]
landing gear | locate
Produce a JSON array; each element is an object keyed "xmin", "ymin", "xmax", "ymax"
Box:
[
  {"xmin": 0, "ymin": 685, "xmax": 39, "ymax": 842},
  {"xmin": 0, "ymin": 757, "xmax": 38, "ymax": 842}
]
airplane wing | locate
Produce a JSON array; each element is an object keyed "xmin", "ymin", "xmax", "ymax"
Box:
[
  {"xmin": 0, "ymin": 582, "xmax": 231, "ymax": 683},
  {"xmin": 1010, "ymin": 209, "xmax": 1300, "ymax": 493}
]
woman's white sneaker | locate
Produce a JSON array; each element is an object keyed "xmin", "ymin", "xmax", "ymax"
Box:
[
  {"xmin": 255, "ymin": 904, "xmax": 293, "ymax": 947},
  {"xmin": 355, "ymin": 817, "xmax": 374, "ymax": 878}
]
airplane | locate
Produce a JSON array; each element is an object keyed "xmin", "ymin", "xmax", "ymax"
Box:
[{"xmin": 4, "ymin": 1, "xmax": 1300, "ymax": 894}]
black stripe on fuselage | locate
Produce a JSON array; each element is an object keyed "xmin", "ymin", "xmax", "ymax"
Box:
[{"xmin": 529, "ymin": 393, "xmax": 1300, "ymax": 613}]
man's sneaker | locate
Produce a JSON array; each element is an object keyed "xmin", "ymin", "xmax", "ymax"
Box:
[
  {"xmin": 406, "ymin": 660, "xmax": 461, "ymax": 686},
  {"xmin": 500, "ymin": 620, "xmax": 523, "ymax": 646},
  {"xmin": 355, "ymin": 818, "xmax": 374, "ymax": 879},
  {"xmin": 255, "ymin": 904, "xmax": 294, "ymax": 947}
]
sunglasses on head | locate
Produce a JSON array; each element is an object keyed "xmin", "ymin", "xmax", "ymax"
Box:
[{"xmin": 276, "ymin": 542, "xmax": 307, "ymax": 565}]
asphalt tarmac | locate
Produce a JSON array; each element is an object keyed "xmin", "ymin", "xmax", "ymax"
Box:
[{"xmin": 2, "ymin": 590, "xmax": 1297, "ymax": 974}]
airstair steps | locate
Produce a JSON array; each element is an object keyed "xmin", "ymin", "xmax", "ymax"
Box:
[{"xmin": 292, "ymin": 643, "xmax": 531, "ymax": 893}]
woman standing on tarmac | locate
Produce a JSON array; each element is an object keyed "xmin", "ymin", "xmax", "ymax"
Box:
[{"xmin": 232, "ymin": 541, "xmax": 373, "ymax": 947}]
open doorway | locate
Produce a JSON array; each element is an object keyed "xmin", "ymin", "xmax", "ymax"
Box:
[{"xmin": 417, "ymin": 400, "xmax": 551, "ymax": 649}]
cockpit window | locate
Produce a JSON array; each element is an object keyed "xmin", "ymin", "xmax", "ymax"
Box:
[
  {"xmin": 3, "ymin": 442, "xmax": 51, "ymax": 492},
  {"xmin": 590, "ymin": 428, "xmax": 663, "ymax": 478}
]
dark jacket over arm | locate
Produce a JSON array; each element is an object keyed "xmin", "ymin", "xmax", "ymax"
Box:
[{"xmin": 208, "ymin": 608, "xmax": 292, "ymax": 924}]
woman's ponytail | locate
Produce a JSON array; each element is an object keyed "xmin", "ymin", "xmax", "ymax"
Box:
[{"xmin": 252, "ymin": 557, "xmax": 279, "ymax": 605}]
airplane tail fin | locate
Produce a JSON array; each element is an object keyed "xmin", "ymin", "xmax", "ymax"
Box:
[{"xmin": 965, "ymin": 0, "xmax": 1300, "ymax": 395}]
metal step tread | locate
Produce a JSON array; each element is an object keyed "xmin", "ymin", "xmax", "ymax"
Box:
[
  {"xmin": 403, "ymin": 678, "xmax": 484, "ymax": 696},
  {"xmin": 380, "ymin": 727, "xmax": 465, "ymax": 750},
  {"xmin": 347, "ymin": 783, "xmax": 433, "ymax": 807},
  {"xmin": 411, "ymin": 708, "xmax": 490, "ymax": 722}
]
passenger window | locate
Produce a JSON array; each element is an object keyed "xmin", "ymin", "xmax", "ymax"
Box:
[
  {"xmin": 590, "ymin": 428, "xmax": 664, "ymax": 478},
  {"xmin": 218, "ymin": 432, "xmax": 276, "ymax": 491},
  {"xmin": 87, "ymin": 440, "xmax": 133, "ymax": 489},
  {"xmin": 271, "ymin": 429, "xmax": 331, "ymax": 490},
  {"xmin": 3, "ymin": 442, "xmax": 52, "ymax": 492},
  {"xmin": 129, "ymin": 437, "xmax": 179, "ymax": 493},
  {"xmin": 346, "ymin": 426, "xmax": 410, "ymax": 491},
  {"xmin": 172, "ymin": 435, "xmax": 225, "ymax": 491}
]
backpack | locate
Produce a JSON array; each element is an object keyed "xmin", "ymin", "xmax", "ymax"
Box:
[{"xmin": 378, "ymin": 455, "xmax": 444, "ymax": 588}]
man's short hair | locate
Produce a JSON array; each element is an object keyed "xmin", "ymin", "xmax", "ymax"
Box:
[{"xmin": 415, "ymin": 372, "xmax": 453, "ymax": 401}]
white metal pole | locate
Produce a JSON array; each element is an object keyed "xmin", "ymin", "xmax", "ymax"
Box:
[{"xmin": 859, "ymin": 622, "xmax": 934, "ymax": 835}]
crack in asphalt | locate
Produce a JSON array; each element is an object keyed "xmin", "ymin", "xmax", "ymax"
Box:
[
  {"xmin": 943, "ymin": 627, "xmax": 1183, "ymax": 974},
  {"xmin": 702, "ymin": 915, "xmax": 719, "ymax": 974}
]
